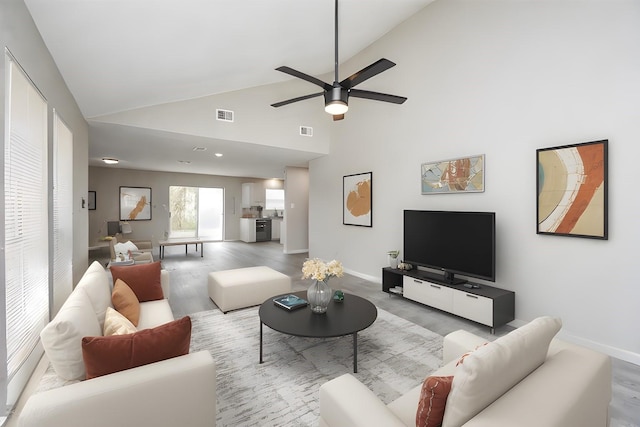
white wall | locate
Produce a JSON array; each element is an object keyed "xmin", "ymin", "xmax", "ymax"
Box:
[
  {"xmin": 90, "ymin": 80, "xmax": 332, "ymax": 156},
  {"xmin": 89, "ymin": 167, "xmax": 273, "ymax": 244},
  {"xmin": 309, "ymin": 0, "xmax": 640, "ymax": 363},
  {"xmin": 283, "ymin": 167, "xmax": 309, "ymax": 254},
  {"xmin": 0, "ymin": 0, "xmax": 89, "ymax": 296}
]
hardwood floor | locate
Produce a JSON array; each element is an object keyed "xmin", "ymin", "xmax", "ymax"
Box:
[{"xmin": 135, "ymin": 240, "xmax": 639, "ymax": 427}]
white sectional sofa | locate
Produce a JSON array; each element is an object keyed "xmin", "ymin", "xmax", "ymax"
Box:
[
  {"xmin": 320, "ymin": 317, "xmax": 612, "ymax": 427},
  {"xmin": 17, "ymin": 261, "xmax": 217, "ymax": 427}
]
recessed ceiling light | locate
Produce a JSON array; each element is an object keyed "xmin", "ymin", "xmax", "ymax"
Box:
[
  {"xmin": 214, "ymin": 153, "xmax": 223, "ymax": 157},
  {"xmin": 193, "ymin": 147, "xmax": 207, "ymax": 152},
  {"xmin": 178, "ymin": 160, "xmax": 191, "ymax": 164},
  {"xmin": 102, "ymin": 158, "xmax": 119, "ymax": 164}
]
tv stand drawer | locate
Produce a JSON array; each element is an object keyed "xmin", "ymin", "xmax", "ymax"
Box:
[
  {"xmin": 403, "ymin": 276, "xmax": 453, "ymax": 312},
  {"xmin": 453, "ymin": 291, "xmax": 492, "ymax": 326}
]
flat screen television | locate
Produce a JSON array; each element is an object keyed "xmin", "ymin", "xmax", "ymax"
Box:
[{"xmin": 403, "ymin": 210, "xmax": 496, "ymax": 285}]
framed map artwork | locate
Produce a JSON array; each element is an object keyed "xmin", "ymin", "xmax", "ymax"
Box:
[
  {"xmin": 421, "ymin": 155, "xmax": 485, "ymax": 194},
  {"xmin": 343, "ymin": 172, "xmax": 372, "ymax": 227},
  {"xmin": 536, "ymin": 140, "xmax": 608, "ymax": 239},
  {"xmin": 120, "ymin": 186, "xmax": 152, "ymax": 221}
]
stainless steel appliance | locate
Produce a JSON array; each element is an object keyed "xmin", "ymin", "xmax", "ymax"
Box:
[{"xmin": 256, "ymin": 219, "xmax": 272, "ymax": 242}]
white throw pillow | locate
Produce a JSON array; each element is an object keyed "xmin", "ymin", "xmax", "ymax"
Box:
[
  {"xmin": 40, "ymin": 288, "xmax": 102, "ymax": 380},
  {"xmin": 114, "ymin": 241, "xmax": 139, "ymax": 256},
  {"xmin": 103, "ymin": 306, "xmax": 137, "ymax": 336},
  {"xmin": 75, "ymin": 261, "xmax": 112, "ymax": 329},
  {"xmin": 442, "ymin": 316, "xmax": 562, "ymax": 427}
]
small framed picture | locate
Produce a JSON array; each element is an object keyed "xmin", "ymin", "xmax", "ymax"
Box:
[
  {"xmin": 88, "ymin": 191, "xmax": 96, "ymax": 210},
  {"xmin": 343, "ymin": 172, "xmax": 372, "ymax": 227}
]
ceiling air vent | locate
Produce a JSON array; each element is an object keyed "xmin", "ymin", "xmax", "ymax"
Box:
[
  {"xmin": 216, "ymin": 109, "xmax": 234, "ymax": 122},
  {"xmin": 300, "ymin": 126, "xmax": 313, "ymax": 137}
]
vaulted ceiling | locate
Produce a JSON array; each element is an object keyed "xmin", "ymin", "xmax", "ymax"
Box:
[{"xmin": 24, "ymin": 0, "xmax": 434, "ymax": 178}]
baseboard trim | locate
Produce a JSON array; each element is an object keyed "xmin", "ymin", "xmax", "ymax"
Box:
[
  {"xmin": 507, "ymin": 318, "xmax": 639, "ymax": 365},
  {"xmin": 284, "ymin": 249, "xmax": 308, "ymax": 255},
  {"xmin": 343, "ymin": 268, "xmax": 380, "ymax": 284}
]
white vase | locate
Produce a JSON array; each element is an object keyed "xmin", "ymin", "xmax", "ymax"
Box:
[{"xmin": 389, "ymin": 256, "xmax": 399, "ymax": 269}]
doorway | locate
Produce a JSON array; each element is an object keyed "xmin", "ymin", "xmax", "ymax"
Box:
[{"xmin": 169, "ymin": 186, "xmax": 224, "ymax": 240}]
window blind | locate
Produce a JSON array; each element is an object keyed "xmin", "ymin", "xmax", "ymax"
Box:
[{"xmin": 4, "ymin": 57, "xmax": 49, "ymax": 404}]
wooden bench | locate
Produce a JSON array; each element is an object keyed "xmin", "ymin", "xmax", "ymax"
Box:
[{"xmin": 158, "ymin": 238, "xmax": 217, "ymax": 259}]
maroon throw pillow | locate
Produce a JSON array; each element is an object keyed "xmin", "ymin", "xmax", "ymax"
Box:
[
  {"xmin": 415, "ymin": 375, "xmax": 454, "ymax": 427},
  {"xmin": 110, "ymin": 261, "xmax": 163, "ymax": 302},
  {"xmin": 82, "ymin": 316, "xmax": 191, "ymax": 379}
]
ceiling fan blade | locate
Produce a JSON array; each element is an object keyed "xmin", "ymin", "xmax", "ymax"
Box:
[
  {"xmin": 275, "ymin": 66, "xmax": 332, "ymax": 91},
  {"xmin": 333, "ymin": 114, "xmax": 345, "ymax": 121},
  {"xmin": 340, "ymin": 58, "xmax": 396, "ymax": 89},
  {"xmin": 271, "ymin": 92, "xmax": 324, "ymax": 108},
  {"xmin": 349, "ymin": 89, "xmax": 407, "ymax": 104}
]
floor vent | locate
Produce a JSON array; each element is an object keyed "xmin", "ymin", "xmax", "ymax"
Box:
[
  {"xmin": 300, "ymin": 126, "xmax": 313, "ymax": 137},
  {"xmin": 216, "ymin": 109, "xmax": 234, "ymax": 122}
]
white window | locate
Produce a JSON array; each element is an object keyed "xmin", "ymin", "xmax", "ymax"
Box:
[
  {"xmin": 169, "ymin": 186, "xmax": 224, "ymax": 240},
  {"xmin": 265, "ymin": 189, "xmax": 284, "ymax": 210}
]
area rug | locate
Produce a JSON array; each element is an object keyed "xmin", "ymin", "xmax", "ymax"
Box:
[{"xmin": 189, "ymin": 306, "xmax": 444, "ymax": 426}]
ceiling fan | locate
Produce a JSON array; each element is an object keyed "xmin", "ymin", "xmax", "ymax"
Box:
[{"xmin": 270, "ymin": 0, "xmax": 407, "ymax": 121}]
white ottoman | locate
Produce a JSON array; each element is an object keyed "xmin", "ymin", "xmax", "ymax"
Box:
[{"xmin": 208, "ymin": 266, "xmax": 292, "ymax": 313}]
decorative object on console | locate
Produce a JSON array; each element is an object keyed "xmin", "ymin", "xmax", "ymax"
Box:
[
  {"xmin": 119, "ymin": 186, "xmax": 151, "ymax": 221},
  {"xmin": 421, "ymin": 154, "xmax": 484, "ymax": 194},
  {"xmin": 333, "ymin": 290, "xmax": 344, "ymax": 302},
  {"xmin": 120, "ymin": 221, "xmax": 132, "ymax": 234},
  {"xmin": 398, "ymin": 262, "xmax": 413, "ymax": 271},
  {"xmin": 302, "ymin": 258, "xmax": 344, "ymax": 314},
  {"xmin": 343, "ymin": 172, "xmax": 372, "ymax": 227},
  {"xmin": 387, "ymin": 250, "xmax": 400, "ymax": 269},
  {"xmin": 536, "ymin": 139, "xmax": 608, "ymax": 239}
]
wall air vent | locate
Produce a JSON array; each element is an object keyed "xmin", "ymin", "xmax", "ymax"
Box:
[
  {"xmin": 216, "ymin": 109, "xmax": 234, "ymax": 122},
  {"xmin": 300, "ymin": 126, "xmax": 313, "ymax": 137}
]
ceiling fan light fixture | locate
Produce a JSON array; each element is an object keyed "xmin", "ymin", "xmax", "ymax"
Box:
[
  {"xmin": 324, "ymin": 87, "xmax": 349, "ymax": 115},
  {"xmin": 325, "ymin": 100, "xmax": 348, "ymax": 115}
]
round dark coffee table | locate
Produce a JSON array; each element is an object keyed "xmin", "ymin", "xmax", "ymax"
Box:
[{"xmin": 259, "ymin": 291, "xmax": 377, "ymax": 373}]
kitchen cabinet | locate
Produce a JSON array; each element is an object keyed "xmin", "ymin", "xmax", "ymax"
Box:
[
  {"xmin": 241, "ymin": 183, "xmax": 254, "ymax": 208},
  {"xmin": 240, "ymin": 218, "xmax": 256, "ymax": 242},
  {"xmin": 241, "ymin": 183, "xmax": 265, "ymax": 208},
  {"xmin": 271, "ymin": 218, "xmax": 282, "ymax": 241}
]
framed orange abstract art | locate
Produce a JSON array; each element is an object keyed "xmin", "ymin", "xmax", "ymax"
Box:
[
  {"xmin": 536, "ymin": 140, "xmax": 608, "ymax": 239},
  {"xmin": 120, "ymin": 186, "xmax": 152, "ymax": 221},
  {"xmin": 343, "ymin": 172, "xmax": 372, "ymax": 227}
]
